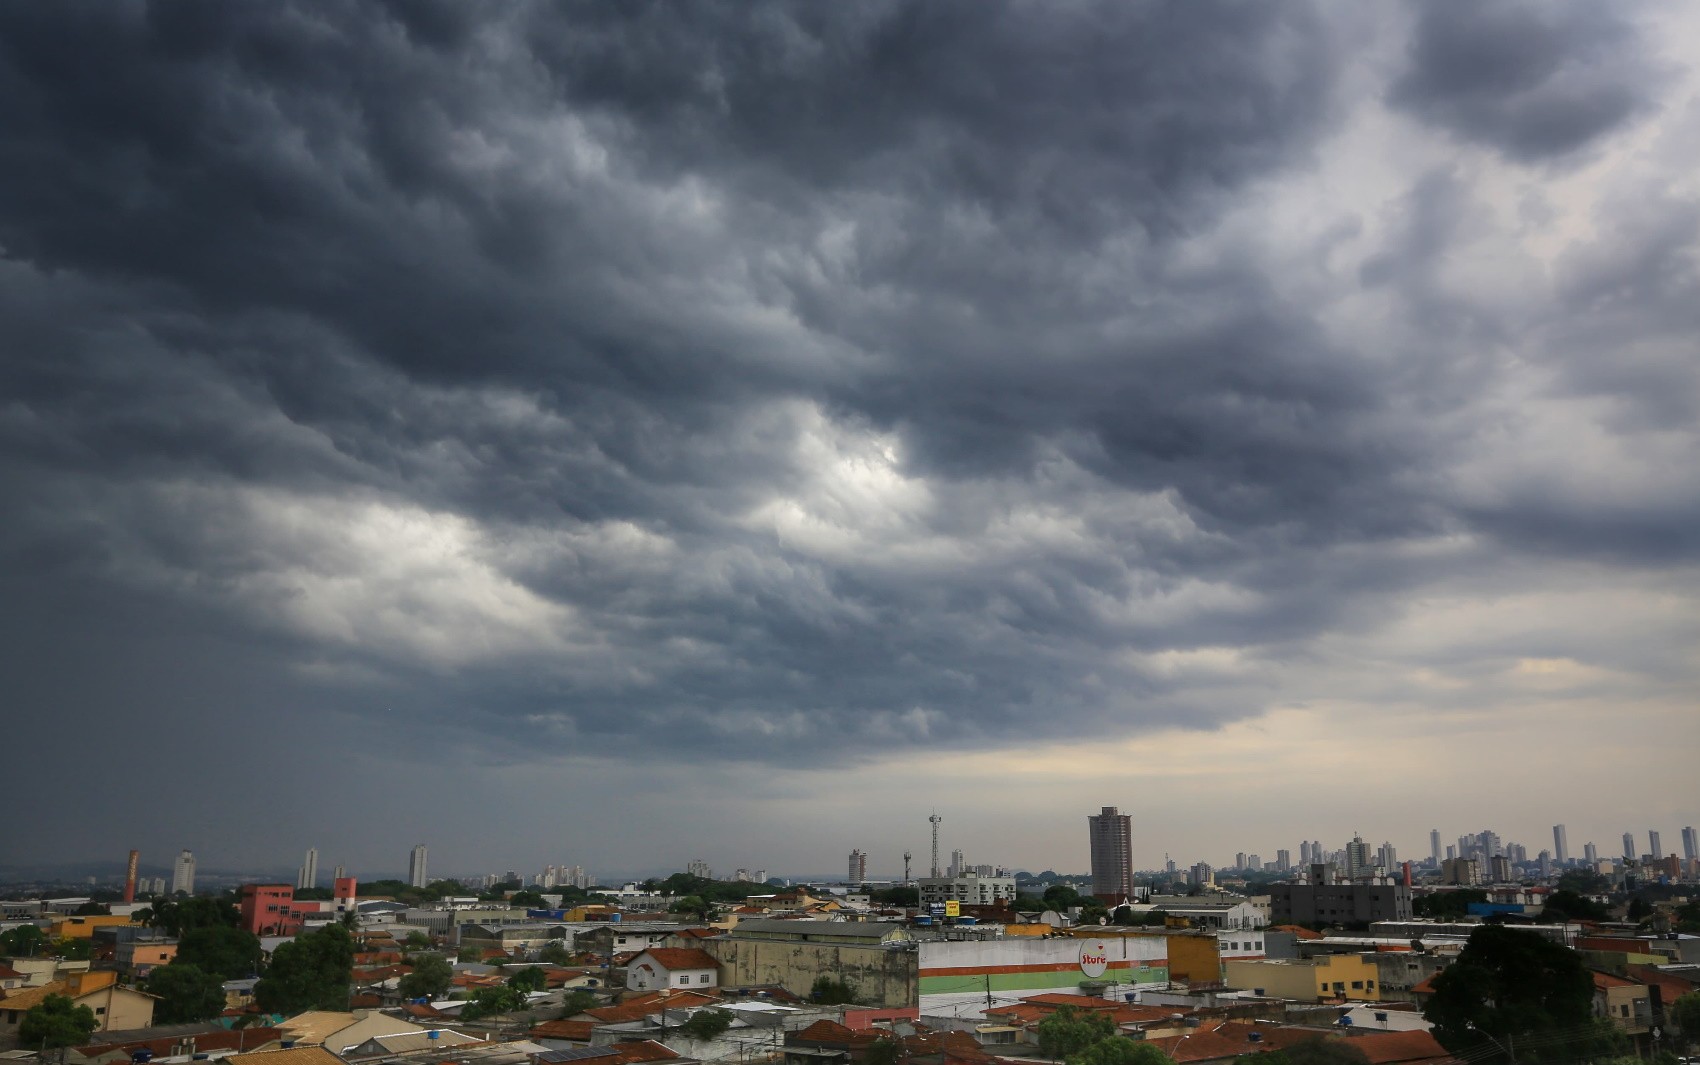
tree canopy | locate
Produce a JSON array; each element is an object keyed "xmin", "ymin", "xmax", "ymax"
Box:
[
  {"xmin": 144, "ymin": 895, "xmax": 240, "ymax": 937},
  {"xmin": 459, "ymin": 985, "xmax": 526, "ymax": 1020},
  {"xmin": 19, "ymin": 994, "xmax": 98, "ymax": 1049},
  {"xmin": 1037, "ymin": 1007, "xmax": 1116, "ymax": 1061},
  {"xmin": 1539, "ymin": 890, "xmax": 1609, "ymax": 923},
  {"xmin": 145, "ymin": 964, "xmax": 227, "ymax": 1024},
  {"xmin": 508, "ymin": 966, "xmax": 547, "ymax": 993},
  {"xmin": 1072, "ymin": 1036, "xmax": 1168, "ymax": 1065},
  {"xmin": 1412, "ymin": 890, "xmax": 1487, "ymax": 920},
  {"xmin": 398, "ymin": 953, "xmax": 453, "ymax": 1000},
  {"xmin": 177, "ymin": 925, "xmax": 263, "ymax": 980},
  {"xmin": 0, "ymin": 924, "xmax": 45, "ymax": 957},
  {"xmin": 1423, "ymin": 925, "xmax": 1616, "ymax": 1062},
  {"xmin": 679, "ymin": 1008, "xmax": 733, "ymax": 1040},
  {"xmin": 254, "ymin": 923, "xmax": 355, "ymax": 1014}
]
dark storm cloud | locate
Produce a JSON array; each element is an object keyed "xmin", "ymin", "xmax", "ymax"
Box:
[
  {"xmin": 1389, "ymin": 0, "xmax": 1659, "ymax": 161},
  {"xmin": 0, "ymin": 0, "xmax": 1695, "ymax": 803}
]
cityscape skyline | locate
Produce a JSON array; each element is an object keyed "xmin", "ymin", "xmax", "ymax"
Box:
[{"xmin": 27, "ymin": 813, "xmax": 1697, "ymax": 889}]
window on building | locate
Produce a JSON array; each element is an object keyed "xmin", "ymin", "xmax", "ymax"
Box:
[
  {"xmin": 1351, "ymin": 981, "xmax": 1363, "ymax": 990},
  {"xmin": 700, "ymin": 974, "xmax": 711, "ymax": 983}
]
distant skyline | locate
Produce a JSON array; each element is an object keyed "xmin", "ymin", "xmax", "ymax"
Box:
[
  {"xmin": 3, "ymin": 3, "xmax": 1698, "ymax": 874},
  {"xmin": 13, "ymin": 812, "xmax": 1695, "ymax": 887}
]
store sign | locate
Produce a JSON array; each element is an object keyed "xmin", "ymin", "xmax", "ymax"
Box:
[{"xmin": 1079, "ymin": 940, "xmax": 1109, "ymax": 978}]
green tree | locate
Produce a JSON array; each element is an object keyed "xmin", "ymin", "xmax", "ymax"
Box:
[
  {"xmin": 1, "ymin": 925, "xmax": 46, "ymax": 957},
  {"xmin": 254, "ymin": 923, "xmax": 355, "ymax": 1014},
  {"xmin": 145, "ymin": 964, "xmax": 227, "ymax": 1024},
  {"xmin": 398, "ymin": 953, "xmax": 453, "ymax": 1000},
  {"xmin": 1072, "ymin": 1036, "xmax": 1169, "ymax": 1065},
  {"xmin": 1556, "ymin": 869, "xmax": 1609, "ymax": 895},
  {"xmin": 52, "ymin": 937, "xmax": 93, "ymax": 961},
  {"xmin": 146, "ymin": 895, "xmax": 240, "ymax": 937},
  {"xmin": 1412, "ymin": 890, "xmax": 1488, "ymax": 920},
  {"xmin": 678, "ymin": 1008, "xmax": 733, "ymax": 1040},
  {"xmin": 459, "ymin": 985, "xmax": 525, "ymax": 1020},
  {"xmin": 1540, "ymin": 890, "xmax": 1609, "ymax": 923},
  {"xmin": 809, "ymin": 975, "xmax": 857, "ymax": 1005},
  {"xmin": 670, "ymin": 896, "xmax": 712, "ymax": 922},
  {"xmin": 1629, "ymin": 897, "xmax": 1653, "ymax": 921},
  {"xmin": 1043, "ymin": 884, "xmax": 1084, "ymax": 911},
  {"xmin": 1037, "ymin": 1008, "xmax": 1115, "ymax": 1061},
  {"xmin": 508, "ymin": 966, "xmax": 547, "ymax": 993},
  {"xmin": 1283, "ymin": 1039, "xmax": 1371, "ymax": 1065},
  {"xmin": 457, "ymin": 945, "xmax": 484, "ymax": 962},
  {"xmin": 509, "ymin": 891, "xmax": 547, "ymax": 908},
  {"xmin": 539, "ymin": 941, "xmax": 571, "ymax": 964},
  {"xmin": 1423, "ymin": 925, "xmax": 1606, "ymax": 1062},
  {"xmin": 18, "ymin": 994, "xmax": 98, "ymax": 1049},
  {"xmin": 869, "ymin": 887, "xmax": 919, "ymax": 907},
  {"xmin": 1672, "ymin": 991, "xmax": 1700, "ymax": 1047},
  {"xmin": 177, "ymin": 925, "xmax": 263, "ymax": 980},
  {"xmin": 402, "ymin": 930, "xmax": 433, "ymax": 950},
  {"xmin": 1673, "ymin": 899, "xmax": 1700, "ymax": 936},
  {"xmin": 72, "ymin": 902, "xmax": 110, "ymax": 917},
  {"xmin": 560, "ymin": 990, "xmax": 598, "ymax": 1018}
]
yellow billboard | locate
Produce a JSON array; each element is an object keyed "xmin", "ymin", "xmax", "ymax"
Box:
[{"xmin": 944, "ymin": 900, "xmax": 960, "ymax": 917}]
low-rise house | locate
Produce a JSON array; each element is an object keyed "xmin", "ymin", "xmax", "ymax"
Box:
[
  {"xmin": 341, "ymin": 1028, "xmax": 485, "ymax": 1060},
  {"xmin": 0, "ymin": 972, "xmax": 156, "ymax": 1049},
  {"xmin": 627, "ymin": 949, "xmax": 719, "ymax": 993},
  {"xmin": 69, "ymin": 1025, "xmax": 284, "ymax": 1064},
  {"xmin": 1592, "ymin": 970, "xmax": 1652, "ymax": 1038}
]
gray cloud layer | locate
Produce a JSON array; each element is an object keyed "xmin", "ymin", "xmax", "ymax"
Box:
[{"xmin": 2, "ymin": 1, "xmax": 1696, "ymax": 864}]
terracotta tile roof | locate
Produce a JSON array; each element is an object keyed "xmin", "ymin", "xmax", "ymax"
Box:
[
  {"xmin": 634, "ymin": 948, "xmax": 718, "ymax": 971},
  {"xmin": 0, "ymin": 981, "xmax": 70, "ymax": 1010},
  {"xmin": 1342, "ymin": 1030, "xmax": 1453, "ymax": 1064},
  {"xmin": 1020, "ymin": 994, "xmax": 1122, "ymax": 1010},
  {"xmin": 792, "ymin": 1020, "xmax": 881, "ymax": 1047},
  {"xmin": 529, "ymin": 1020, "xmax": 596, "ymax": 1041},
  {"xmin": 585, "ymin": 989, "xmax": 720, "ymax": 1024},
  {"xmin": 75, "ymin": 1028, "xmax": 286, "ymax": 1060},
  {"xmin": 672, "ymin": 928, "xmax": 719, "ymax": 940},
  {"xmin": 0, "ymin": 963, "xmax": 24, "ymax": 979},
  {"xmin": 1271, "ymin": 925, "xmax": 1324, "ymax": 940},
  {"xmin": 1592, "ymin": 970, "xmax": 1639, "ymax": 989},
  {"xmin": 1627, "ymin": 964, "xmax": 1699, "ymax": 999},
  {"xmin": 603, "ymin": 1040, "xmax": 681, "ymax": 1064},
  {"xmin": 1410, "ymin": 974, "xmax": 1441, "ymax": 995}
]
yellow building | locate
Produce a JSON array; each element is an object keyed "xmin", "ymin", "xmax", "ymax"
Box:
[
  {"xmin": 1224, "ymin": 954, "xmax": 1381, "ymax": 1002},
  {"xmin": 47, "ymin": 915, "xmax": 140, "ymax": 939}
]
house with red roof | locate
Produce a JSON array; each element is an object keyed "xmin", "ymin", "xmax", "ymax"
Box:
[{"xmin": 627, "ymin": 948, "xmax": 720, "ymax": 992}]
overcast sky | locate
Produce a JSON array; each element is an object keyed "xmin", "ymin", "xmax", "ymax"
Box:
[{"xmin": 3, "ymin": 1, "xmax": 1697, "ymax": 884}]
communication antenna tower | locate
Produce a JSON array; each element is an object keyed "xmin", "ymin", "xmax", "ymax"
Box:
[{"xmin": 929, "ymin": 811, "xmax": 943, "ymax": 878}]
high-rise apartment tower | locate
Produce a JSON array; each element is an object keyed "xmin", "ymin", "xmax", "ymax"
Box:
[{"xmin": 1088, "ymin": 806, "xmax": 1133, "ymax": 897}]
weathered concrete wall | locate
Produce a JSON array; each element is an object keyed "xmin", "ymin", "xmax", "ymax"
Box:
[{"xmin": 701, "ymin": 938, "xmax": 918, "ymax": 1008}]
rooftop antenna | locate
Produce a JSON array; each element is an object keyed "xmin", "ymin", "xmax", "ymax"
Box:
[{"xmin": 929, "ymin": 811, "xmax": 943, "ymax": 878}]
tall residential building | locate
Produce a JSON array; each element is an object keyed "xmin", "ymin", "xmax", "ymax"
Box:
[
  {"xmin": 1584, "ymin": 842, "xmax": 1598, "ymax": 865},
  {"xmin": 1623, "ymin": 832, "xmax": 1636, "ymax": 861},
  {"xmin": 847, "ymin": 849, "xmax": 868, "ymax": 884},
  {"xmin": 1377, "ymin": 842, "xmax": 1397, "ymax": 875},
  {"xmin": 408, "ymin": 844, "xmax": 428, "ymax": 889},
  {"xmin": 1429, "ymin": 829, "xmax": 1442, "ymax": 867},
  {"xmin": 1299, "ymin": 841, "xmax": 1312, "ymax": 865},
  {"xmin": 1088, "ymin": 806, "xmax": 1134, "ymax": 898},
  {"xmin": 1553, "ymin": 825, "xmax": 1569, "ymax": 865},
  {"xmin": 1275, "ymin": 849, "xmax": 1292, "ymax": 871},
  {"xmin": 949, "ymin": 849, "xmax": 966, "ymax": 878},
  {"xmin": 1683, "ymin": 826, "xmax": 1698, "ymax": 862},
  {"xmin": 172, "ymin": 849, "xmax": 196, "ymax": 894},
  {"xmin": 1649, "ymin": 831, "xmax": 1663, "ymax": 860},
  {"xmin": 333, "ymin": 865, "xmax": 346, "ymax": 881},
  {"xmin": 298, "ymin": 848, "xmax": 319, "ymax": 890},
  {"xmin": 1236, "ymin": 852, "xmax": 1248, "ymax": 871},
  {"xmin": 687, "ymin": 858, "xmax": 712, "ymax": 879},
  {"xmin": 1344, "ymin": 835, "xmax": 1372, "ymax": 881}
]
